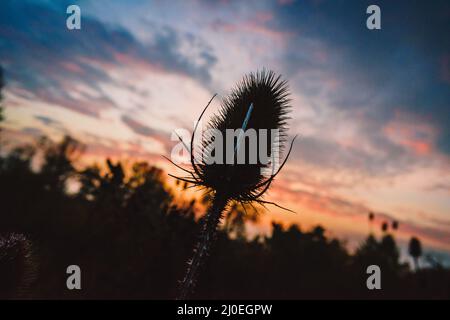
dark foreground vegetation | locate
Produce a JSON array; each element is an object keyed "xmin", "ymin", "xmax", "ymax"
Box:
[{"xmin": 0, "ymin": 136, "xmax": 449, "ymax": 299}]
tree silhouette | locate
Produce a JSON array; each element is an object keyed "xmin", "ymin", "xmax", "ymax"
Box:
[
  {"xmin": 38, "ymin": 136, "xmax": 83, "ymax": 192},
  {"xmin": 409, "ymin": 237, "xmax": 422, "ymax": 271}
]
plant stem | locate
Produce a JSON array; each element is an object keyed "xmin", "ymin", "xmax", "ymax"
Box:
[{"xmin": 177, "ymin": 194, "xmax": 228, "ymax": 300}]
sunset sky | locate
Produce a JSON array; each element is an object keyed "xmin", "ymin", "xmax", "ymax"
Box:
[{"xmin": 1, "ymin": 0, "xmax": 449, "ymax": 265}]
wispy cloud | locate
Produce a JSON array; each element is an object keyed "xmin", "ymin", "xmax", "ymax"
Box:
[{"xmin": 0, "ymin": 0, "xmax": 217, "ymax": 117}]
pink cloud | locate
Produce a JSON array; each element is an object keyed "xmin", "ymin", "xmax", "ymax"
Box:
[
  {"xmin": 59, "ymin": 62, "xmax": 85, "ymax": 75},
  {"xmin": 383, "ymin": 111, "xmax": 438, "ymax": 156},
  {"xmin": 210, "ymin": 14, "xmax": 292, "ymax": 43},
  {"xmin": 112, "ymin": 52, "xmax": 168, "ymax": 75}
]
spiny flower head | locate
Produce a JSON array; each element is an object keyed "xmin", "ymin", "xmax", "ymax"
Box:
[
  {"xmin": 199, "ymin": 70, "xmax": 291, "ymax": 200},
  {"xmin": 168, "ymin": 69, "xmax": 295, "ymax": 210}
]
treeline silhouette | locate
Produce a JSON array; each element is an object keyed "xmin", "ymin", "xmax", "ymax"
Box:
[{"xmin": 0, "ymin": 136, "xmax": 449, "ymax": 299}]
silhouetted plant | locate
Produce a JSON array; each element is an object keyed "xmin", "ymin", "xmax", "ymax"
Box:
[
  {"xmin": 38, "ymin": 135, "xmax": 83, "ymax": 193},
  {"xmin": 354, "ymin": 233, "xmax": 411, "ymax": 294},
  {"xmin": 1, "ymin": 133, "xmax": 449, "ymax": 299},
  {"xmin": 380, "ymin": 235, "xmax": 400, "ymax": 266},
  {"xmin": 409, "ymin": 237, "xmax": 422, "ymax": 271},
  {"xmin": 381, "ymin": 221, "xmax": 389, "ymax": 233},
  {"xmin": 392, "ymin": 220, "xmax": 399, "ymax": 231},
  {"xmin": 312, "ymin": 226, "xmax": 326, "ymax": 241},
  {"xmin": 0, "ymin": 233, "xmax": 37, "ymax": 299},
  {"xmin": 368, "ymin": 212, "xmax": 374, "ymax": 233},
  {"xmin": 169, "ymin": 70, "xmax": 295, "ymax": 299}
]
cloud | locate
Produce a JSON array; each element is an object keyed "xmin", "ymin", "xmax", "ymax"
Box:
[
  {"xmin": 270, "ymin": 177, "xmax": 450, "ymax": 252},
  {"xmin": 269, "ymin": 0, "xmax": 450, "ymax": 156},
  {"xmin": 21, "ymin": 127, "xmax": 44, "ymax": 137},
  {"xmin": 209, "ymin": 13, "xmax": 291, "ymax": 43},
  {"xmin": 34, "ymin": 115, "xmax": 62, "ymax": 127},
  {"xmin": 290, "ymin": 117, "xmax": 434, "ymax": 181},
  {"xmin": 0, "ymin": 0, "xmax": 217, "ymax": 117},
  {"xmin": 121, "ymin": 115, "xmax": 157, "ymax": 137},
  {"xmin": 121, "ymin": 114, "xmax": 172, "ymax": 148},
  {"xmin": 426, "ymin": 183, "xmax": 450, "ymax": 194}
]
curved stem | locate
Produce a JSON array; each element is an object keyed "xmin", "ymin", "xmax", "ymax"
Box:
[{"xmin": 177, "ymin": 194, "xmax": 228, "ymax": 300}]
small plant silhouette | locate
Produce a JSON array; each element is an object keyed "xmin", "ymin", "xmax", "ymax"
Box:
[
  {"xmin": 381, "ymin": 221, "xmax": 389, "ymax": 233},
  {"xmin": 408, "ymin": 237, "xmax": 422, "ymax": 271},
  {"xmin": 168, "ymin": 70, "xmax": 295, "ymax": 299},
  {"xmin": 368, "ymin": 212, "xmax": 374, "ymax": 233},
  {"xmin": 392, "ymin": 220, "xmax": 399, "ymax": 231}
]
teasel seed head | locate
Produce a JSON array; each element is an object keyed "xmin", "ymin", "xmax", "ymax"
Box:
[
  {"xmin": 168, "ymin": 69, "xmax": 296, "ymax": 211},
  {"xmin": 173, "ymin": 70, "xmax": 296, "ymax": 299}
]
